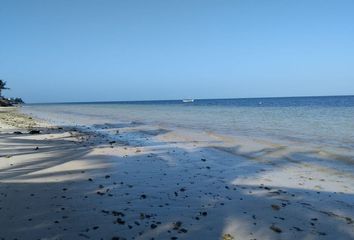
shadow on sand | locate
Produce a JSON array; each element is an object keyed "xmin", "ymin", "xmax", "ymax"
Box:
[{"xmin": 0, "ymin": 125, "xmax": 353, "ymax": 240}]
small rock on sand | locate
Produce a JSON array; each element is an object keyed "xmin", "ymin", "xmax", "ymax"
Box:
[
  {"xmin": 271, "ymin": 204, "xmax": 281, "ymax": 210},
  {"xmin": 29, "ymin": 130, "xmax": 41, "ymax": 134},
  {"xmin": 222, "ymin": 233, "xmax": 234, "ymax": 240},
  {"xmin": 270, "ymin": 225, "xmax": 282, "ymax": 233}
]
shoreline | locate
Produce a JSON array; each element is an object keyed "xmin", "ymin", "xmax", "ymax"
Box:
[{"xmin": 1, "ymin": 107, "xmax": 354, "ymax": 239}]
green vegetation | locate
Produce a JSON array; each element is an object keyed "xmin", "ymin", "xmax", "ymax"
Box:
[
  {"xmin": 0, "ymin": 79, "xmax": 24, "ymax": 106},
  {"xmin": 0, "ymin": 80, "xmax": 9, "ymax": 97}
]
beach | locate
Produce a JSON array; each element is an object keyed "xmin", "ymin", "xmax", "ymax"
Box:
[{"xmin": 1, "ymin": 105, "xmax": 354, "ymax": 240}]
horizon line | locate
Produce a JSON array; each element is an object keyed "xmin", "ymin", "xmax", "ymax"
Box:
[{"xmin": 25, "ymin": 94, "xmax": 354, "ymax": 105}]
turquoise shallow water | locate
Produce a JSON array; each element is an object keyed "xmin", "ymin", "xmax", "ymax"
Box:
[{"xmin": 22, "ymin": 96, "xmax": 354, "ymax": 150}]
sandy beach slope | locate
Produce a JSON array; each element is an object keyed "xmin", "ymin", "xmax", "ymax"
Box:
[{"xmin": 0, "ymin": 107, "xmax": 354, "ymax": 240}]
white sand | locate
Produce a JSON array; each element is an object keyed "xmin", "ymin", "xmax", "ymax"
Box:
[{"xmin": 0, "ymin": 107, "xmax": 354, "ymax": 240}]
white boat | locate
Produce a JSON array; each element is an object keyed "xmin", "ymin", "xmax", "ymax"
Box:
[{"xmin": 182, "ymin": 99, "xmax": 194, "ymax": 103}]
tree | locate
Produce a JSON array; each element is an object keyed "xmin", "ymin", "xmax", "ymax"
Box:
[{"xmin": 0, "ymin": 80, "xmax": 10, "ymax": 98}]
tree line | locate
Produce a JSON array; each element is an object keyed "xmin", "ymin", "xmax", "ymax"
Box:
[{"xmin": 0, "ymin": 80, "xmax": 24, "ymax": 106}]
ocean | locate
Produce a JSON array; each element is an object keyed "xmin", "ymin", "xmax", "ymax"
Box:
[{"xmin": 21, "ymin": 95, "xmax": 354, "ymax": 151}]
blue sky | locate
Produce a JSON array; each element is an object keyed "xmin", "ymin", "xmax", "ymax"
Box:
[{"xmin": 1, "ymin": 0, "xmax": 353, "ymax": 103}]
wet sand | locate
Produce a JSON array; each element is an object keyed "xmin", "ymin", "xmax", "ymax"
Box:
[{"xmin": 1, "ymin": 107, "xmax": 354, "ymax": 240}]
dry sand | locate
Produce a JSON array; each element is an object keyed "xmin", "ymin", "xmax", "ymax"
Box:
[{"xmin": 0, "ymin": 107, "xmax": 354, "ymax": 240}]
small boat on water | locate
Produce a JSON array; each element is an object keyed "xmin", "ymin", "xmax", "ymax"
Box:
[{"xmin": 182, "ymin": 99, "xmax": 194, "ymax": 103}]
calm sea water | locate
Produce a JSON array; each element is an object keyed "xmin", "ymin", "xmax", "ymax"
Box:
[{"xmin": 22, "ymin": 96, "xmax": 354, "ymax": 149}]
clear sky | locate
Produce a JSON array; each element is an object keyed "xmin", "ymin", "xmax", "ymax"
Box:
[{"xmin": 1, "ymin": 0, "xmax": 353, "ymax": 103}]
